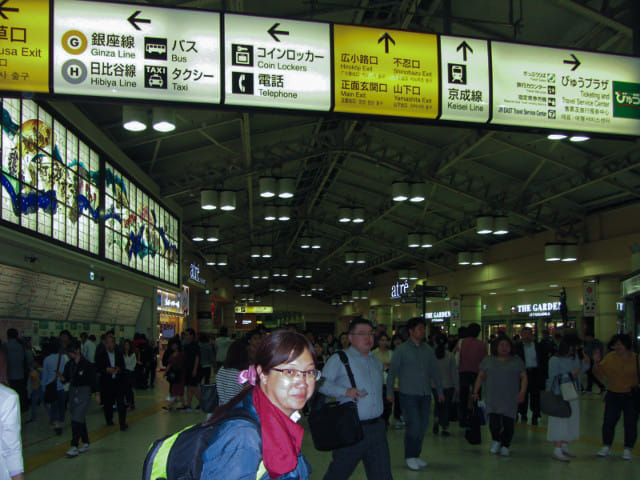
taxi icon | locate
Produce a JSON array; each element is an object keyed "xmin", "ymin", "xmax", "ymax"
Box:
[{"xmin": 148, "ymin": 74, "xmax": 164, "ymax": 88}]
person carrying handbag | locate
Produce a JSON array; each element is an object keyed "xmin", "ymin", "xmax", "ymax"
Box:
[
  {"xmin": 318, "ymin": 318, "xmax": 392, "ymax": 480},
  {"xmin": 545, "ymin": 338, "xmax": 590, "ymax": 462}
]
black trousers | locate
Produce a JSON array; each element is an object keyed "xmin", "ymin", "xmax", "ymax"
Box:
[
  {"xmin": 101, "ymin": 379, "xmax": 127, "ymax": 426},
  {"xmin": 602, "ymin": 391, "xmax": 638, "ymax": 448},
  {"xmin": 489, "ymin": 414, "xmax": 515, "ymax": 447},
  {"xmin": 518, "ymin": 368, "xmax": 542, "ymax": 419},
  {"xmin": 71, "ymin": 421, "xmax": 89, "ymax": 446},
  {"xmin": 586, "ymin": 365, "xmax": 605, "ymax": 392}
]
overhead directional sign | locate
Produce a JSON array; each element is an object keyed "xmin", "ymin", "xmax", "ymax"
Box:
[
  {"xmin": 439, "ymin": 36, "xmax": 490, "ymax": 123},
  {"xmin": 333, "ymin": 24, "xmax": 439, "ymax": 118},
  {"xmin": 0, "ymin": 0, "xmax": 49, "ymax": 93},
  {"xmin": 224, "ymin": 14, "xmax": 331, "ymax": 111},
  {"xmin": 490, "ymin": 41, "xmax": 640, "ymax": 135},
  {"xmin": 52, "ymin": 0, "xmax": 221, "ymax": 103}
]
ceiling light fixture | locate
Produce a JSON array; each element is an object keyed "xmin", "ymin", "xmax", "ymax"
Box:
[
  {"xmin": 200, "ymin": 190, "xmax": 218, "ymax": 210},
  {"xmin": 547, "ymin": 133, "xmax": 567, "ymax": 140},
  {"xmin": 339, "ymin": 207, "xmax": 352, "ymax": 223},
  {"xmin": 259, "ymin": 177, "xmax": 277, "ymax": 198},
  {"xmin": 471, "ymin": 252, "xmax": 484, "ymax": 266},
  {"xmin": 392, "ymin": 181, "xmax": 409, "ymax": 202},
  {"xmin": 492, "ymin": 216, "xmax": 509, "ymax": 235},
  {"xmin": 351, "ymin": 208, "xmax": 365, "ymax": 223},
  {"xmin": 457, "ymin": 252, "xmax": 471, "ymax": 265},
  {"xmin": 122, "ymin": 105, "xmax": 147, "ymax": 132},
  {"xmin": 407, "ymin": 233, "xmax": 421, "ymax": 248},
  {"xmin": 152, "ymin": 108, "xmax": 176, "ymax": 132},
  {"xmin": 277, "ymin": 178, "xmax": 295, "ymax": 199},
  {"xmin": 264, "ymin": 205, "xmax": 277, "ymax": 221},
  {"xmin": 569, "ymin": 135, "xmax": 590, "ymax": 142},
  {"xmin": 219, "ymin": 190, "xmax": 236, "ymax": 211},
  {"xmin": 300, "ymin": 237, "xmax": 311, "ymax": 249},
  {"xmin": 544, "ymin": 243, "xmax": 562, "ymax": 262},
  {"xmin": 561, "ymin": 243, "xmax": 578, "ymax": 262},
  {"xmin": 191, "ymin": 226, "xmax": 204, "ymax": 242},
  {"xmin": 409, "ymin": 183, "xmax": 426, "ymax": 202},
  {"xmin": 250, "ymin": 246, "xmax": 261, "ymax": 258},
  {"xmin": 476, "ymin": 216, "xmax": 494, "ymax": 234},
  {"xmin": 277, "ymin": 205, "xmax": 291, "ymax": 221}
]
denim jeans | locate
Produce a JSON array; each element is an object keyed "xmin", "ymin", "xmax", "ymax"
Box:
[
  {"xmin": 399, "ymin": 393, "xmax": 431, "ymax": 459},
  {"xmin": 602, "ymin": 391, "xmax": 638, "ymax": 448},
  {"xmin": 47, "ymin": 389, "xmax": 68, "ymax": 425}
]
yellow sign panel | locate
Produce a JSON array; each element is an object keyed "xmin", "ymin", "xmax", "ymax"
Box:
[
  {"xmin": 234, "ymin": 306, "xmax": 274, "ymax": 314},
  {"xmin": 0, "ymin": 0, "xmax": 50, "ymax": 93},
  {"xmin": 333, "ymin": 24, "xmax": 439, "ymax": 118}
]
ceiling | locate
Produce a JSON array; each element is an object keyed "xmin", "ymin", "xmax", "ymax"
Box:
[{"xmin": 58, "ymin": 0, "xmax": 640, "ymax": 301}]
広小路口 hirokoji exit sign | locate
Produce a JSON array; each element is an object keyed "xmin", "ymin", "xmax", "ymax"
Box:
[
  {"xmin": 53, "ymin": 0, "xmax": 221, "ymax": 103},
  {"xmin": 333, "ymin": 24, "xmax": 439, "ymax": 119}
]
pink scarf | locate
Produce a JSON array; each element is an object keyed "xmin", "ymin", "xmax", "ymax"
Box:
[{"xmin": 252, "ymin": 387, "xmax": 304, "ymax": 478}]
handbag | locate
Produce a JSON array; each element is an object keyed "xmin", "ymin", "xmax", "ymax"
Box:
[
  {"xmin": 44, "ymin": 354, "xmax": 62, "ymax": 404},
  {"xmin": 200, "ymin": 383, "xmax": 219, "ymax": 413},
  {"xmin": 540, "ymin": 375, "xmax": 571, "ymax": 418},
  {"xmin": 308, "ymin": 351, "xmax": 364, "ymax": 451},
  {"xmin": 464, "ymin": 401, "xmax": 482, "ymax": 445},
  {"xmin": 559, "ymin": 374, "xmax": 579, "ymax": 401},
  {"xmin": 631, "ymin": 354, "xmax": 640, "ymax": 412}
]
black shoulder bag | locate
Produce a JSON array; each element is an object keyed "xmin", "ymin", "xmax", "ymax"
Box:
[
  {"xmin": 632, "ymin": 354, "xmax": 640, "ymax": 413},
  {"xmin": 308, "ymin": 351, "xmax": 364, "ymax": 451}
]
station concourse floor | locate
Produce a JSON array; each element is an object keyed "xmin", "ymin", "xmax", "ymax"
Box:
[{"xmin": 22, "ymin": 376, "xmax": 639, "ymax": 480}]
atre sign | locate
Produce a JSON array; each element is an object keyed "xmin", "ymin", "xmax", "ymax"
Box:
[{"xmin": 390, "ymin": 280, "xmax": 410, "ymax": 299}]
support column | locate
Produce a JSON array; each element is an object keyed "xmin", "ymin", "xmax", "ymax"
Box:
[
  {"xmin": 461, "ymin": 295, "xmax": 482, "ymax": 327},
  {"xmin": 596, "ymin": 278, "xmax": 620, "ymax": 343}
]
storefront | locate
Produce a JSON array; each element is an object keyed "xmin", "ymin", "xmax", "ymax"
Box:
[{"xmin": 156, "ymin": 286, "xmax": 188, "ymax": 352}]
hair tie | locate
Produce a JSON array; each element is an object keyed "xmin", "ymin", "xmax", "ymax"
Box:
[{"xmin": 238, "ymin": 365, "xmax": 257, "ymax": 386}]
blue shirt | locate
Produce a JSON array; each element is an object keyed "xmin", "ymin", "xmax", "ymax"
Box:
[
  {"xmin": 387, "ymin": 340, "xmax": 443, "ymax": 397},
  {"xmin": 42, "ymin": 353, "xmax": 68, "ymax": 390},
  {"xmin": 319, "ymin": 346, "xmax": 384, "ymax": 421}
]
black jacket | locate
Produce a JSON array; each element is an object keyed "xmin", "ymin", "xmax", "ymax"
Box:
[
  {"xmin": 63, "ymin": 356, "xmax": 97, "ymax": 391},
  {"xmin": 95, "ymin": 347, "xmax": 126, "ymax": 384}
]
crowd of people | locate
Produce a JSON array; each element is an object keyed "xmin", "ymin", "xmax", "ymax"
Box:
[{"xmin": 0, "ymin": 320, "xmax": 639, "ymax": 479}]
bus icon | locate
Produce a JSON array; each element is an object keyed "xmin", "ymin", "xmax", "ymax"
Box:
[{"xmin": 144, "ymin": 37, "xmax": 167, "ymax": 60}]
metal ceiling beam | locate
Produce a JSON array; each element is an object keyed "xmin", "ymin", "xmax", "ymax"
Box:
[
  {"xmin": 436, "ymin": 131, "xmax": 495, "ymax": 174},
  {"xmin": 553, "ymin": 0, "xmax": 633, "ymax": 38}
]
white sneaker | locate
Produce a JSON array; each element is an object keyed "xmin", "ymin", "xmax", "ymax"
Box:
[
  {"xmin": 622, "ymin": 448, "xmax": 632, "ymax": 461},
  {"xmin": 415, "ymin": 458, "xmax": 428, "ymax": 468},
  {"xmin": 490, "ymin": 441, "xmax": 501, "ymax": 454},
  {"xmin": 597, "ymin": 446, "xmax": 611, "ymax": 457},
  {"xmin": 66, "ymin": 446, "xmax": 79, "ymax": 458},
  {"xmin": 406, "ymin": 458, "xmax": 420, "ymax": 471},
  {"xmin": 499, "ymin": 446, "xmax": 510, "ymax": 457},
  {"xmin": 561, "ymin": 445, "xmax": 576, "ymax": 457},
  {"xmin": 552, "ymin": 450, "xmax": 570, "ymax": 462},
  {"xmin": 78, "ymin": 443, "xmax": 90, "ymax": 453}
]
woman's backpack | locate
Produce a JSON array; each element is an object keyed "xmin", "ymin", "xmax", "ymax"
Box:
[{"xmin": 142, "ymin": 408, "xmax": 258, "ymax": 480}]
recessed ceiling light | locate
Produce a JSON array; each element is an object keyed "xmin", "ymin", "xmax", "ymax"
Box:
[
  {"xmin": 489, "ymin": 292, "xmax": 497, "ymax": 295},
  {"xmin": 517, "ymin": 288, "xmax": 526, "ymax": 292},
  {"xmin": 547, "ymin": 133, "xmax": 567, "ymax": 140},
  {"xmin": 569, "ymin": 135, "xmax": 590, "ymax": 142},
  {"xmin": 549, "ymin": 284, "xmax": 559, "ymax": 288}
]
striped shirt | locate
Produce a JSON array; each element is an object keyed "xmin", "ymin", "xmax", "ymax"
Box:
[{"xmin": 215, "ymin": 367, "xmax": 245, "ymax": 405}]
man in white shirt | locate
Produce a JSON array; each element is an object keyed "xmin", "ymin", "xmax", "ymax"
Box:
[{"xmin": 81, "ymin": 333, "xmax": 96, "ymax": 363}]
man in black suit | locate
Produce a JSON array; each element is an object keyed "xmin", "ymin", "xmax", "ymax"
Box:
[
  {"xmin": 514, "ymin": 327, "xmax": 546, "ymax": 425},
  {"xmin": 95, "ymin": 333, "xmax": 128, "ymax": 430}
]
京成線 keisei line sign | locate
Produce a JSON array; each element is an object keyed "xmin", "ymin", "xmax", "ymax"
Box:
[
  {"xmin": 490, "ymin": 41, "xmax": 640, "ymax": 136},
  {"xmin": 52, "ymin": 0, "xmax": 221, "ymax": 103},
  {"xmin": 439, "ymin": 36, "xmax": 490, "ymax": 123},
  {"xmin": 223, "ymin": 14, "xmax": 331, "ymax": 111}
]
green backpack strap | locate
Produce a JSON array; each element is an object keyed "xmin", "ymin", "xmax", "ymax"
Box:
[
  {"xmin": 256, "ymin": 460, "xmax": 267, "ymax": 480},
  {"xmin": 149, "ymin": 424, "xmax": 193, "ymax": 480}
]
